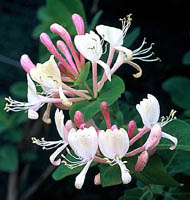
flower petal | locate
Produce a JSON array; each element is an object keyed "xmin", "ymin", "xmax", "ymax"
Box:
[
  {"xmin": 49, "ymin": 143, "xmax": 68, "ymax": 166},
  {"xmin": 28, "ymin": 109, "xmax": 39, "ymax": 119},
  {"xmin": 162, "ymin": 131, "xmax": 178, "ymax": 150},
  {"xmin": 96, "ymin": 60, "xmax": 111, "ymax": 81},
  {"xmin": 75, "ymin": 160, "xmax": 92, "ymax": 189}
]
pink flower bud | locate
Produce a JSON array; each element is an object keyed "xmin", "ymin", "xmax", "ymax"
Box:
[
  {"xmin": 57, "ymin": 40, "xmax": 78, "ymax": 74},
  {"xmin": 20, "ymin": 54, "xmax": 35, "ymax": 73},
  {"xmin": 65, "ymin": 120, "xmax": 75, "ymax": 132},
  {"xmin": 128, "ymin": 120, "xmax": 136, "ymax": 138},
  {"xmin": 145, "ymin": 124, "xmax": 162, "ymax": 151},
  {"xmin": 94, "ymin": 173, "xmax": 101, "ymax": 185},
  {"xmin": 74, "ymin": 111, "xmax": 85, "ymax": 129},
  {"xmin": 100, "ymin": 101, "xmax": 111, "ymax": 129},
  {"xmin": 135, "ymin": 151, "xmax": 149, "ymax": 172},
  {"xmin": 50, "ymin": 23, "xmax": 71, "ymax": 42},
  {"xmin": 72, "ymin": 14, "xmax": 85, "ymax": 35},
  {"xmin": 111, "ymin": 125, "xmax": 118, "ymax": 130}
]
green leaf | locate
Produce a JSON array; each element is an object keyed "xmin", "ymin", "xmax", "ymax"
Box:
[
  {"xmin": 2, "ymin": 128, "xmax": 23, "ymax": 142},
  {"xmin": 182, "ymin": 50, "xmax": 190, "ymax": 65},
  {"xmin": 0, "ymin": 145, "xmax": 19, "ymax": 172},
  {"xmin": 69, "ymin": 75, "xmax": 125, "ymax": 121},
  {"xmin": 162, "ymin": 76, "xmax": 190, "ymax": 109},
  {"xmin": 74, "ymin": 62, "xmax": 90, "ymax": 86},
  {"xmin": 34, "ymin": 0, "xmax": 86, "ymax": 39},
  {"xmin": 87, "ymin": 10, "xmax": 103, "ymax": 31},
  {"xmin": 52, "ymin": 160, "xmax": 96, "ymax": 181},
  {"xmin": 158, "ymin": 120, "xmax": 190, "ymax": 151},
  {"xmin": 119, "ymin": 187, "xmax": 151, "ymax": 200},
  {"xmin": 98, "ymin": 164, "xmax": 122, "ymax": 187},
  {"xmin": 123, "ymin": 27, "xmax": 141, "ymax": 48},
  {"xmin": 10, "ymin": 81, "xmax": 27, "ymax": 99}
]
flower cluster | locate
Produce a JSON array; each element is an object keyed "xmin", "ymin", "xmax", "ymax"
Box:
[
  {"xmin": 32, "ymin": 95, "xmax": 177, "ymax": 189},
  {"xmin": 4, "ymin": 13, "xmax": 177, "ymax": 189},
  {"xmin": 4, "ymin": 14, "xmax": 159, "ymax": 120}
]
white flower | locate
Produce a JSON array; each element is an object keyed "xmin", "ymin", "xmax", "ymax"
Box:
[
  {"xmin": 136, "ymin": 94, "xmax": 177, "ymax": 150},
  {"xmin": 30, "ymin": 55, "xmax": 62, "ymax": 93},
  {"xmin": 32, "ymin": 109, "xmax": 70, "ymax": 166},
  {"xmin": 5, "ymin": 74, "xmax": 45, "ymax": 119},
  {"xmin": 98, "ymin": 128, "xmax": 131, "ymax": 184},
  {"xmin": 74, "ymin": 31, "xmax": 111, "ymax": 81},
  {"xmin": 96, "ymin": 15, "xmax": 160, "ymax": 78},
  {"xmin": 66, "ymin": 126, "xmax": 98, "ymax": 189},
  {"xmin": 96, "ymin": 14, "xmax": 133, "ymax": 59}
]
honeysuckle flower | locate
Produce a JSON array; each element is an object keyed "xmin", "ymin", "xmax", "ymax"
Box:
[
  {"xmin": 99, "ymin": 101, "xmax": 132, "ymax": 184},
  {"xmin": 98, "ymin": 128, "xmax": 131, "ymax": 184},
  {"xmin": 5, "ymin": 74, "xmax": 45, "ymax": 119},
  {"xmin": 32, "ymin": 109, "xmax": 70, "ymax": 166},
  {"xmin": 65, "ymin": 126, "xmax": 98, "ymax": 189},
  {"xmin": 30, "ymin": 55, "xmax": 62, "ymax": 93},
  {"xmin": 97, "ymin": 14, "xmax": 160, "ymax": 91},
  {"xmin": 74, "ymin": 31, "xmax": 111, "ymax": 81},
  {"xmin": 136, "ymin": 94, "xmax": 178, "ymax": 150}
]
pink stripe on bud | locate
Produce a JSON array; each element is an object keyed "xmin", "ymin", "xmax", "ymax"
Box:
[
  {"xmin": 111, "ymin": 125, "xmax": 118, "ymax": 130},
  {"xmin": 101, "ymin": 102, "xmax": 111, "ymax": 129},
  {"xmin": 94, "ymin": 173, "xmax": 101, "ymax": 185},
  {"xmin": 135, "ymin": 151, "xmax": 149, "ymax": 172},
  {"xmin": 57, "ymin": 40, "xmax": 78, "ymax": 74},
  {"xmin": 40, "ymin": 33, "xmax": 77, "ymax": 76},
  {"xmin": 20, "ymin": 54, "xmax": 35, "ymax": 73},
  {"xmin": 145, "ymin": 124, "xmax": 162, "ymax": 151},
  {"xmin": 128, "ymin": 120, "xmax": 136, "ymax": 138},
  {"xmin": 74, "ymin": 111, "xmax": 86, "ymax": 129},
  {"xmin": 72, "ymin": 14, "xmax": 85, "ymax": 35}
]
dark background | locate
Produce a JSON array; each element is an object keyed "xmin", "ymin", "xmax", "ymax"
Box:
[{"xmin": 0, "ymin": 0, "xmax": 189, "ymax": 199}]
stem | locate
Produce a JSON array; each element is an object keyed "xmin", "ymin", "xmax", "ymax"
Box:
[
  {"xmin": 98, "ymin": 46, "xmax": 115, "ymax": 91},
  {"xmin": 129, "ymin": 127, "xmax": 150, "ymax": 146},
  {"xmin": 125, "ymin": 146, "xmax": 145, "ymax": 157},
  {"xmin": 94, "ymin": 156, "xmax": 107, "ymax": 164},
  {"xmin": 92, "ymin": 62, "xmax": 98, "ymax": 98},
  {"xmin": 7, "ymin": 170, "xmax": 18, "ymax": 200},
  {"xmin": 62, "ymin": 82, "xmax": 91, "ymax": 100},
  {"xmin": 20, "ymin": 165, "xmax": 55, "ymax": 200},
  {"xmin": 84, "ymin": 82, "xmax": 93, "ymax": 97}
]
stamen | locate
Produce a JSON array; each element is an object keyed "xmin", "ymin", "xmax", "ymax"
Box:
[
  {"xmin": 31, "ymin": 137, "xmax": 64, "ymax": 150},
  {"xmin": 133, "ymin": 37, "xmax": 147, "ymax": 54},
  {"xmin": 160, "ymin": 109, "xmax": 177, "ymax": 127}
]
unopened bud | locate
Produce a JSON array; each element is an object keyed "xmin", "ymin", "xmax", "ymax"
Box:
[
  {"xmin": 50, "ymin": 23, "xmax": 71, "ymax": 42},
  {"xmin": 65, "ymin": 120, "xmax": 75, "ymax": 132},
  {"xmin": 94, "ymin": 173, "xmax": 101, "ymax": 185},
  {"xmin": 72, "ymin": 14, "xmax": 85, "ymax": 35},
  {"xmin": 74, "ymin": 111, "xmax": 85, "ymax": 129},
  {"xmin": 135, "ymin": 151, "xmax": 149, "ymax": 172},
  {"xmin": 128, "ymin": 120, "xmax": 136, "ymax": 138},
  {"xmin": 20, "ymin": 54, "xmax": 35, "ymax": 73},
  {"xmin": 100, "ymin": 101, "xmax": 111, "ymax": 129}
]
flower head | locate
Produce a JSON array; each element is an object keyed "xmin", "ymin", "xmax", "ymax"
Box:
[
  {"xmin": 136, "ymin": 94, "xmax": 177, "ymax": 150},
  {"xmin": 32, "ymin": 109, "xmax": 70, "ymax": 165}
]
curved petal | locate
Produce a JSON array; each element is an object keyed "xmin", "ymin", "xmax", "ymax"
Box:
[
  {"xmin": 117, "ymin": 160, "xmax": 131, "ymax": 184},
  {"xmin": 28, "ymin": 109, "xmax": 39, "ymax": 119},
  {"xmin": 49, "ymin": 143, "xmax": 68, "ymax": 166},
  {"xmin": 162, "ymin": 131, "xmax": 178, "ymax": 150},
  {"xmin": 96, "ymin": 25, "xmax": 123, "ymax": 47},
  {"xmin": 96, "ymin": 60, "xmax": 111, "ymax": 81},
  {"xmin": 55, "ymin": 108, "xmax": 68, "ymax": 140},
  {"xmin": 115, "ymin": 46, "xmax": 133, "ymax": 61},
  {"xmin": 75, "ymin": 160, "xmax": 92, "ymax": 189}
]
